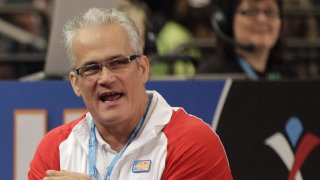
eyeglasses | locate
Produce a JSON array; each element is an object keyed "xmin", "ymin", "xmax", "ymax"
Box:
[
  {"xmin": 237, "ymin": 8, "xmax": 280, "ymax": 19},
  {"xmin": 74, "ymin": 54, "xmax": 141, "ymax": 78}
]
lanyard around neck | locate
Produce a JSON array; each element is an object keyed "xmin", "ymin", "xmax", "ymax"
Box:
[
  {"xmin": 238, "ymin": 57, "xmax": 259, "ymax": 80},
  {"xmin": 88, "ymin": 96, "xmax": 151, "ymax": 180}
]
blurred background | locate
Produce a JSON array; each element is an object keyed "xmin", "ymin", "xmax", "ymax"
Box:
[{"xmin": 0, "ymin": 0, "xmax": 319, "ymax": 80}]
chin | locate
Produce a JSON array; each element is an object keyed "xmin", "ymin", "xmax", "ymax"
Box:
[
  {"xmin": 97, "ymin": 116, "xmax": 119, "ymax": 126},
  {"xmin": 254, "ymin": 40, "xmax": 274, "ymax": 49}
]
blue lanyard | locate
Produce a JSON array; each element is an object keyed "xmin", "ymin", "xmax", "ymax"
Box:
[
  {"xmin": 88, "ymin": 96, "xmax": 151, "ymax": 180},
  {"xmin": 238, "ymin": 57, "xmax": 259, "ymax": 80}
]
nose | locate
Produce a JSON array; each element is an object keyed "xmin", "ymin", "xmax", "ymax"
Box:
[
  {"xmin": 97, "ymin": 66, "xmax": 116, "ymax": 85},
  {"xmin": 256, "ymin": 11, "xmax": 268, "ymax": 21}
]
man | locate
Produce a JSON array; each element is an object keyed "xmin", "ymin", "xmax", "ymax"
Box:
[{"xmin": 28, "ymin": 8, "xmax": 233, "ymax": 180}]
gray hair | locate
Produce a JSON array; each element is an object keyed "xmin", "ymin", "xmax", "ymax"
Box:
[{"xmin": 63, "ymin": 8, "xmax": 143, "ymax": 66}]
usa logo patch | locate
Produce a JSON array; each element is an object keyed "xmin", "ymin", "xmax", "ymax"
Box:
[{"xmin": 132, "ymin": 160, "xmax": 151, "ymax": 173}]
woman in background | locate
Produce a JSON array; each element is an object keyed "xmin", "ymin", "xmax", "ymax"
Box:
[{"xmin": 197, "ymin": 0, "xmax": 296, "ymax": 80}]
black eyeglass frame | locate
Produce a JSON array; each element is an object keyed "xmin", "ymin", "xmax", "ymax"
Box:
[
  {"xmin": 74, "ymin": 54, "xmax": 141, "ymax": 77},
  {"xmin": 236, "ymin": 8, "xmax": 280, "ymax": 19}
]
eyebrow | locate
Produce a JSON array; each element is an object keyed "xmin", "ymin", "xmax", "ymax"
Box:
[
  {"xmin": 80, "ymin": 60, "xmax": 99, "ymax": 67},
  {"xmin": 80, "ymin": 54, "xmax": 126, "ymax": 67}
]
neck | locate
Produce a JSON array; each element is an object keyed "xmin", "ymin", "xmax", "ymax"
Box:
[
  {"xmin": 95, "ymin": 123, "xmax": 133, "ymax": 152},
  {"xmin": 94, "ymin": 96, "xmax": 149, "ymax": 152},
  {"xmin": 236, "ymin": 48, "xmax": 270, "ymax": 73}
]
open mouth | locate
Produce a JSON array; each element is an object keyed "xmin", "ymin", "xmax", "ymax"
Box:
[{"xmin": 99, "ymin": 92, "xmax": 123, "ymax": 102}]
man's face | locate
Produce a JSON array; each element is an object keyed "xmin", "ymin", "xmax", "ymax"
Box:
[{"xmin": 69, "ymin": 23, "xmax": 149, "ymax": 127}]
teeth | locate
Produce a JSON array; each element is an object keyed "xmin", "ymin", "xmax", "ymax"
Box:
[{"xmin": 99, "ymin": 92, "xmax": 121, "ymax": 102}]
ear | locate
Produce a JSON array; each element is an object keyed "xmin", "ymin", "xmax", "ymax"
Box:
[
  {"xmin": 69, "ymin": 71, "xmax": 82, "ymax": 97},
  {"xmin": 138, "ymin": 55, "xmax": 150, "ymax": 83}
]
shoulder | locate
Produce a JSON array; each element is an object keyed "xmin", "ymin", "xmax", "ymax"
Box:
[
  {"xmin": 161, "ymin": 109, "xmax": 233, "ymax": 179},
  {"xmin": 196, "ymin": 52, "xmax": 241, "ymax": 74},
  {"xmin": 44, "ymin": 117, "xmax": 83, "ymax": 146},
  {"xmin": 163, "ymin": 108, "xmax": 221, "ymax": 149},
  {"xmin": 28, "ymin": 115, "xmax": 85, "ymax": 179},
  {"xmin": 34, "ymin": 116, "xmax": 84, "ymax": 157}
]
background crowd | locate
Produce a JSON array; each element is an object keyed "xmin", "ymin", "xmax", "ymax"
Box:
[{"xmin": 0, "ymin": 0, "xmax": 319, "ymax": 80}]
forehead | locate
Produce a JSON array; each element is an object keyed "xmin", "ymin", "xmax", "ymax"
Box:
[
  {"xmin": 72, "ymin": 23, "xmax": 131, "ymax": 64},
  {"xmin": 239, "ymin": 0, "xmax": 278, "ymax": 6},
  {"xmin": 73, "ymin": 23, "xmax": 128, "ymax": 48}
]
